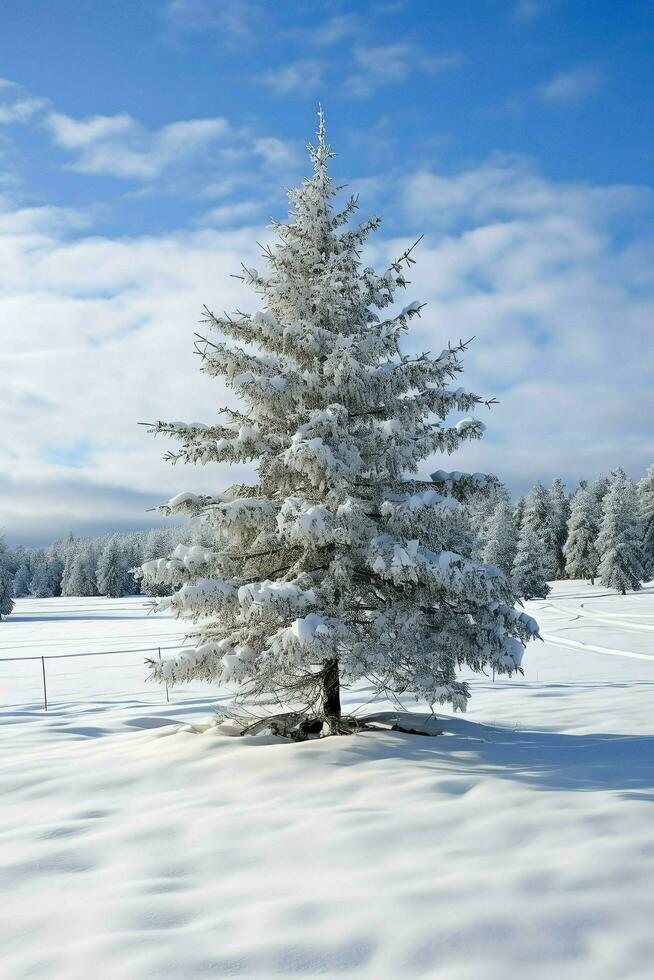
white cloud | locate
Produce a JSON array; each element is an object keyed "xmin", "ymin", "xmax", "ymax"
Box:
[
  {"xmin": 252, "ymin": 136, "xmax": 300, "ymax": 168},
  {"xmin": 163, "ymin": 0, "xmax": 259, "ymax": 37},
  {"xmin": 402, "ymin": 158, "xmax": 643, "ymax": 227},
  {"xmin": 0, "ymin": 202, "xmax": 263, "ymax": 543},
  {"xmin": 2, "ymin": 118, "xmax": 653, "ymax": 541},
  {"xmin": 394, "ymin": 160, "xmax": 654, "ymax": 488},
  {"xmin": 0, "ymin": 78, "xmax": 47, "ymax": 124},
  {"xmin": 46, "ymin": 111, "xmax": 231, "ymax": 179},
  {"xmin": 40, "ymin": 103, "xmax": 300, "ymax": 194},
  {"xmin": 539, "ymin": 64, "xmax": 604, "ymax": 105},
  {"xmin": 257, "ymin": 60, "xmax": 323, "ymax": 97},
  {"xmin": 514, "ymin": 0, "xmax": 545, "ymax": 21},
  {"xmin": 345, "ymin": 43, "xmax": 459, "ymax": 98},
  {"xmin": 199, "ymin": 200, "xmax": 263, "ymax": 226},
  {"xmin": 46, "ymin": 111, "xmax": 135, "ymax": 148},
  {"xmin": 309, "ymin": 14, "xmax": 361, "ymax": 46}
]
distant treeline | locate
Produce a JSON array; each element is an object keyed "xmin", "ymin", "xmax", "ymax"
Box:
[
  {"xmin": 1, "ymin": 463, "xmax": 652, "ymax": 618},
  {"xmin": 469, "ymin": 465, "xmax": 653, "ymax": 598},
  {"xmin": 0, "ymin": 523, "xmax": 211, "ymax": 605}
]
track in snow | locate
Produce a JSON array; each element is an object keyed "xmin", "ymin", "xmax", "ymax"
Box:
[{"xmin": 539, "ymin": 631, "xmax": 654, "ymax": 662}]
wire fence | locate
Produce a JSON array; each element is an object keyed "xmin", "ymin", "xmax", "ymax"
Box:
[{"xmin": 0, "ymin": 643, "xmax": 185, "ymax": 712}]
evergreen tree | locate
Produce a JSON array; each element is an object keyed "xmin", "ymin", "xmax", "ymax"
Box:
[
  {"xmin": 28, "ymin": 550, "xmax": 57, "ymax": 598},
  {"xmin": 637, "ymin": 464, "xmax": 654, "ymax": 578},
  {"xmin": 13, "ymin": 559, "xmax": 32, "ymax": 598},
  {"xmin": 122, "ymin": 533, "xmax": 144, "ymax": 595},
  {"xmin": 512, "ymin": 524, "xmax": 550, "ymax": 599},
  {"xmin": 513, "ymin": 495, "xmax": 526, "ymax": 532},
  {"xmin": 0, "ymin": 538, "xmax": 14, "ymax": 619},
  {"xmin": 591, "ymin": 474, "xmax": 611, "ymax": 514},
  {"xmin": 63, "ymin": 541, "xmax": 99, "ymax": 596},
  {"xmin": 548, "ymin": 478, "xmax": 569, "ymax": 578},
  {"xmin": 96, "ymin": 536, "xmax": 130, "ymax": 597},
  {"xmin": 563, "ymin": 484, "xmax": 600, "ymax": 582},
  {"xmin": 570, "ymin": 478, "xmax": 588, "ymax": 502},
  {"xmin": 597, "ymin": 471, "xmax": 644, "ymax": 594},
  {"xmin": 138, "ymin": 528, "xmax": 177, "ymax": 597},
  {"xmin": 522, "ymin": 483, "xmax": 559, "ymax": 579},
  {"xmin": 468, "ymin": 481, "xmax": 511, "ymax": 560},
  {"xmin": 482, "ymin": 498, "xmax": 517, "ymax": 576},
  {"xmin": 141, "ymin": 114, "xmax": 538, "ymax": 727},
  {"xmin": 45, "ymin": 552, "xmax": 64, "ymax": 596}
]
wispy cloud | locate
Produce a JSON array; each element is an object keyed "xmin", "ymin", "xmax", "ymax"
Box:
[
  {"xmin": 46, "ymin": 111, "xmax": 231, "ymax": 179},
  {"xmin": 513, "ymin": 0, "xmax": 545, "ymax": 21},
  {"xmin": 252, "ymin": 136, "xmax": 300, "ymax": 167},
  {"xmin": 539, "ymin": 64, "xmax": 604, "ymax": 106},
  {"xmin": 4, "ymin": 139, "xmax": 653, "ymax": 541},
  {"xmin": 162, "ymin": 0, "xmax": 259, "ymax": 37},
  {"xmin": 257, "ymin": 60, "xmax": 323, "ymax": 97},
  {"xmin": 344, "ymin": 43, "xmax": 459, "ymax": 98},
  {"xmin": 0, "ymin": 195, "xmax": 263, "ymax": 541},
  {"xmin": 199, "ymin": 199, "xmax": 263, "ymax": 226},
  {"xmin": 44, "ymin": 107, "xmax": 299, "ymax": 187},
  {"xmin": 398, "ymin": 160, "xmax": 654, "ymax": 487},
  {"xmin": 0, "ymin": 79, "xmax": 47, "ymax": 124},
  {"xmin": 308, "ymin": 14, "xmax": 361, "ymax": 46}
]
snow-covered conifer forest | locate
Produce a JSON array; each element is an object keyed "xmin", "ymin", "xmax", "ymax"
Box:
[{"xmin": 3, "ymin": 115, "xmax": 654, "ymax": 980}]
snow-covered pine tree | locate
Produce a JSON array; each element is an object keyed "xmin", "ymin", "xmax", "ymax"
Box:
[
  {"xmin": 482, "ymin": 498, "xmax": 517, "ymax": 576},
  {"xmin": 597, "ymin": 470, "xmax": 644, "ymax": 594},
  {"xmin": 0, "ymin": 538, "xmax": 14, "ymax": 619},
  {"xmin": 563, "ymin": 483, "xmax": 600, "ymax": 582},
  {"xmin": 28, "ymin": 550, "xmax": 57, "ymax": 598},
  {"xmin": 96, "ymin": 536, "xmax": 130, "ymax": 597},
  {"xmin": 122, "ymin": 533, "xmax": 144, "ymax": 595},
  {"xmin": 548, "ymin": 478, "xmax": 569, "ymax": 578},
  {"xmin": 13, "ymin": 558, "xmax": 31, "ymax": 598},
  {"xmin": 570, "ymin": 478, "xmax": 588, "ymax": 501},
  {"xmin": 513, "ymin": 495, "xmax": 525, "ymax": 532},
  {"xmin": 62, "ymin": 541, "xmax": 99, "ymax": 597},
  {"xmin": 138, "ymin": 528, "xmax": 178, "ymax": 597},
  {"xmin": 512, "ymin": 524, "xmax": 550, "ymax": 599},
  {"xmin": 591, "ymin": 474, "xmax": 611, "ymax": 515},
  {"xmin": 141, "ymin": 112, "xmax": 538, "ymax": 729},
  {"xmin": 637, "ymin": 463, "xmax": 654, "ymax": 579},
  {"xmin": 467, "ymin": 481, "xmax": 511, "ymax": 560},
  {"xmin": 522, "ymin": 483, "xmax": 559, "ymax": 580}
]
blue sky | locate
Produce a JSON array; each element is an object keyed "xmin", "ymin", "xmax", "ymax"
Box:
[{"xmin": 1, "ymin": 0, "xmax": 653, "ymax": 544}]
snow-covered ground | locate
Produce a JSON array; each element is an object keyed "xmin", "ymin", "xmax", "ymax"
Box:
[{"xmin": 1, "ymin": 584, "xmax": 653, "ymax": 979}]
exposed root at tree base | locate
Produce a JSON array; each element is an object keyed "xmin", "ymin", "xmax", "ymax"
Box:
[{"xmin": 215, "ymin": 709, "xmax": 443, "ymax": 742}]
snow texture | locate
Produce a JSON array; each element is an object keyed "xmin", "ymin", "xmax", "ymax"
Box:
[{"xmin": 1, "ymin": 589, "xmax": 653, "ymax": 979}]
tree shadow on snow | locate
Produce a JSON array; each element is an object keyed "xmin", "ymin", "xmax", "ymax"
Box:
[
  {"xmin": 337, "ymin": 712, "xmax": 654, "ymax": 802},
  {"xmin": 6, "ymin": 613, "xmax": 150, "ymax": 623}
]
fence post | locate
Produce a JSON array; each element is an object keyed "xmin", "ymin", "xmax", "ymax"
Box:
[
  {"xmin": 159, "ymin": 648, "xmax": 170, "ymax": 703},
  {"xmin": 41, "ymin": 656, "xmax": 48, "ymax": 711}
]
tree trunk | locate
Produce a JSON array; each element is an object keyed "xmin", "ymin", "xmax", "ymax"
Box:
[{"xmin": 322, "ymin": 658, "xmax": 341, "ymax": 728}]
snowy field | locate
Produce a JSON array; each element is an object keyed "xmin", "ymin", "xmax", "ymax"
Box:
[{"xmin": 1, "ymin": 585, "xmax": 653, "ymax": 979}]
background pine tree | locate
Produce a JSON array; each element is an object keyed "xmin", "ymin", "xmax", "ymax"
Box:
[
  {"xmin": 96, "ymin": 536, "xmax": 131, "ymax": 597},
  {"xmin": 564, "ymin": 484, "xmax": 600, "ymax": 582},
  {"xmin": 0, "ymin": 538, "xmax": 14, "ymax": 619},
  {"xmin": 512, "ymin": 524, "xmax": 550, "ymax": 599},
  {"xmin": 548, "ymin": 478, "xmax": 570, "ymax": 578},
  {"xmin": 521, "ymin": 483, "xmax": 559, "ymax": 580},
  {"xmin": 637, "ymin": 463, "xmax": 654, "ymax": 578},
  {"xmin": 482, "ymin": 498, "xmax": 517, "ymax": 576},
  {"xmin": 597, "ymin": 470, "xmax": 643, "ymax": 594}
]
